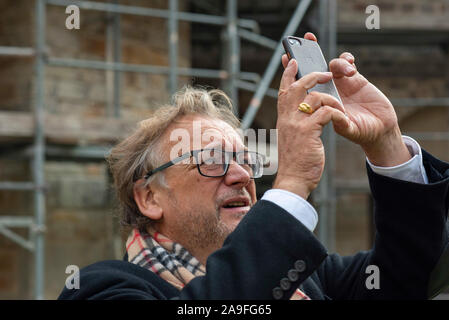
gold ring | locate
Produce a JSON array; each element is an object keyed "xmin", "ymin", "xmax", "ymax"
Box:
[{"xmin": 298, "ymin": 102, "xmax": 314, "ymax": 114}]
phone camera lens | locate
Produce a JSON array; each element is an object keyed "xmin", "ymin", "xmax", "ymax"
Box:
[{"xmin": 288, "ymin": 38, "xmax": 300, "ymax": 45}]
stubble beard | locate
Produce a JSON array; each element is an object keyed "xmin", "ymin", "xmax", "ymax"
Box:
[
  {"xmin": 180, "ymin": 207, "xmax": 231, "ymax": 251},
  {"xmin": 169, "ymin": 192, "xmax": 253, "ymax": 255},
  {"xmin": 167, "ymin": 193, "xmax": 234, "ymax": 253}
]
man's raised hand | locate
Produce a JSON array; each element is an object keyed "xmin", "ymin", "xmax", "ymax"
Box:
[
  {"xmin": 281, "ymin": 32, "xmax": 411, "ymax": 167},
  {"xmin": 274, "ymin": 53, "xmax": 350, "ymax": 200}
]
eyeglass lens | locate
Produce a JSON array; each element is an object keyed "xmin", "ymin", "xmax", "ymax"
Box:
[{"xmin": 196, "ymin": 149, "xmax": 262, "ymax": 178}]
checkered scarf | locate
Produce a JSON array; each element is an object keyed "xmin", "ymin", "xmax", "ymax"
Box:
[
  {"xmin": 126, "ymin": 228, "xmax": 205, "ymax": 290},
  {"xmin": 126, "ymin": 227, "xmax": 310, "ymax": 299}
]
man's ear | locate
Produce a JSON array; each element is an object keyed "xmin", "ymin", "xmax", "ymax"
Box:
[{"xmin": 133, "ymin": 180, "xmax": 163, "ymax": 221}]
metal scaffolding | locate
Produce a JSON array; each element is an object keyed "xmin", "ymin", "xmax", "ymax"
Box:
[
  {"xmin": 2, "ymin": 0, "xmax": 448, "ymax": 300},
  {"xmin": 0, "ymin": 0, "xmax": 47, "ymax": 300}
]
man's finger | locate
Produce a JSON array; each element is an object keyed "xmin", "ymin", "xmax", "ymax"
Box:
[
  {"xmin": 339, "ymin": 52, "xmax": 355, "ymax": 64},
  {"xmin": 279, "ymin": 59, "xmax": 298, "ymax": 91},
  {"xmin": 285, "ymin": 72, "xmax": 333, "ymax": 108},
  {"xmin": 310, "ymin": 106, "xmax": 357, "ymax": 139},
  {"xmin": 304, "ymin": 32, "xmax": 317, "ymax": 42},
  {"xmin": 310, "ymin": 106, "xmax": 349, "ymax": 129},
  {"xmin": 281, "ymin": 54, "xmax": 289, "ymax": 69},
  {"xmin": 329, "ymin": 58, "xmax": 357, "ymax": 79},
  {"xmin": 302, "ymin": 91, "xmax": 345, "ymax": 114},
  {"xmin": 294, "ymin": 71, "xmax": 333, "ymax": 91}
]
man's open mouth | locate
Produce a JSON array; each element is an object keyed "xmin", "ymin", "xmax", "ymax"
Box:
[
  {"xmin": 223, "ymin": 201, "xmax": 247, "ymax": 208},
  {"xmin": 220, "ymin": 197, "xmax": 251, "ymax": 213}
]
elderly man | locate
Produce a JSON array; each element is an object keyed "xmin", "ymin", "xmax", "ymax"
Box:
[{"xmin": 59, "ymin": 33, "xmax": 448, "ymax": 300}]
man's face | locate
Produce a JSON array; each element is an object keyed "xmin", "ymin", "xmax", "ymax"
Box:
[{"xmin": 151, "ymin": 115, "xmax": 257, "ymax": 256}]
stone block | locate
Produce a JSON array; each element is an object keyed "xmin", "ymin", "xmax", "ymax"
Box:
[
  {"xmin": 56, "ymin": 81, "xmax": 87, "ymax": 101},
  {"xmin": 88, "ymin": 84, "xmax": 106, "ymax": 102},
  {"xmin": 45, "ymin": 162, "xmax": 108, "ymax": 209}
]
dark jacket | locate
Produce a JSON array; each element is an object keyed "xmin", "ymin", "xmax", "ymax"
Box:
[{"xmin": 58, "ymin": 150, "xmax": 449, "ymax": 300}]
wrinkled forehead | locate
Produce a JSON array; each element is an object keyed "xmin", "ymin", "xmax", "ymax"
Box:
[{"xmin": 162, "ymin": 115, "xmax": 245, "ymax": 156}]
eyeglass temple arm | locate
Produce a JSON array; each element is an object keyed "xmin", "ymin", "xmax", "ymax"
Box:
[{"xmin": 143, "ymin": 152, "xmax": 193, "ymax": 179}]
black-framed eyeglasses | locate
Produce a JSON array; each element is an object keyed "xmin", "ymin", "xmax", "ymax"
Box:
[{"xmin": 142, "ymin": 148, "xmax": 266, "ymax": 180}]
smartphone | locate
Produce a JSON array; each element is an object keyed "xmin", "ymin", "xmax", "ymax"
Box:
[{"xmin": 282, "ymin": 36, "xmax": 342, "ymax": 104}]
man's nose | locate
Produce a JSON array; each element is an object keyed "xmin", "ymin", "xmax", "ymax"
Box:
[{"xmin": 223, "ymin": 161, "xmax": 251, "ymax": 188}]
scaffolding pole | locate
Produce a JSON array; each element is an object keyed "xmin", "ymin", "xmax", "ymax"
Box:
[
  {"xmin": 168, "ymin": 0, "xmax": 178, "ymax": 95},
  {"xmin": 106, "ymin": 0, "xmax": 121, "ymax": 117},
  {"xmin": 315, "ymin": 0, "xmax": 337, "ymax": 253},
  {"xmin": 238, "ymin": 29, "xmax": 277, "ymax": 50},
  {"xmin": 0, "ymin": 46, "xmax": 35, "ymax": 56},
  {"xmin": 240, "ymin": 0, "xmax": 313, "ymax": 129},
  {"xmin": 33, "ymin": 0, "xmax": 47, "ymax": 300},
  {"xmin": 225, "ymin": 0, "xmax": 240, "ymax": 116},
  {"xmin": 47, "ymin": 56, "xmax": 262, "ymax": 80},
  {"xmin": 46, "ymin": 0, "xmax": 259, "ymax": 31}
]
